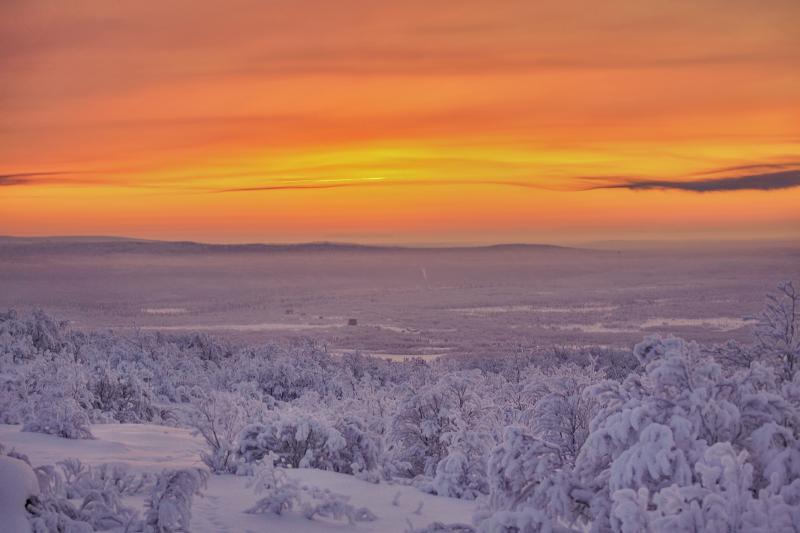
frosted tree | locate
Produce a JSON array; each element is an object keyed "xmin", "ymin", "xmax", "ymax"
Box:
[
  {"xmin": 141, "ymin": 468, "xmax": 207, "ymax": 533},
  {"xmin": 432, "ymin": 425, "xmax": 493, "ymax": 499},
  {"xmin": 609, "ymin": 441, "xmax": 800, "ymax": 533},
  {"xmin": 475, "ymin": 426, "xmax": 576, "ymax": 531},
  {"xmin": 246, "ymin": 458, "xmax": 377, "ymax": 524},
  {"xmin": 755, "ymin": 281, "xmax": 799, "ymax": 381},
  {"xmin": 188, "ymin": 390, "xmax": 266, "ymax": 474},
  {"xmin": 330, "ymin": 414, "xmax": 383, "ymax": 480},
  {"xmin": 429, "ymin": 373, "xmax": 500, "ymax": 498},
  {"xmin": 22, "ymin": 397, "xmax": 94, "ymax": 440},
  {"xmin": 389, "ymin": 384, "xmax": 458, "ymax": 477},
  {"xmin": 528, "ymin": 365, "xmax": 602, "ymax": 465},
  {"xmin": 88, "ymin": 363, "xmax": 158, "ymax": 423},
  {"xmin": 573, "ymin": 333, "xmax": 800, "ymax": 530},
  {"xmin": 23, "ymin": 456, "xmax": 149, "ymax": 532},
  {"xmin": 704, "ymin": 340, "xmax": 758, "ymax": 370},
  {"xmin": 472, "ymin": 325, "xmax": 800, "ymax": 531},
  {"xmin": 236, "ymin": 410, "xmax": 380, "ymax": 475},
  {"xmin": 390, "ymin": 370, "xmax": 501, "ymax": 483},
  {"xmin": 746, "ymin": 422, "xmax": 800, "ymax": 492}
]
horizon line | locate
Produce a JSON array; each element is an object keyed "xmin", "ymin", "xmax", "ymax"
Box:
[{"xmin": 0, "ymin": 234, "xmax": 797, "ymax": 250}]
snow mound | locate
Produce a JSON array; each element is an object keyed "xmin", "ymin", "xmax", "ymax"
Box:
[{"xmin": 0, "ymin": 455, "xmax": 39, "ymax": 533}]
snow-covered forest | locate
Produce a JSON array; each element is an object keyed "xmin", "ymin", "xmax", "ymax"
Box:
[{"xmin": 1, "ymin": 281, "xmax": 798, "ymax": 532}]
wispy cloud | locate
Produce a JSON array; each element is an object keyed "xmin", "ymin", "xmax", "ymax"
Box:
[
  {"xmin": 213, "ymin": 163, "xmax": 800, "ymax": 195},
  {"xmin": 588, "ymin": 169, "xmax": 800, "ymax": 193},
  {"xmin": 0, "ymin": 170, "xmax": 184, "ymax": 191},
  {"xmin": 0, "ymin": 171, "xmax": 81, "ymax": 187},
  {"xmin": 220, "ymin": 182, "xmax": 367, "ymax": 193},
  {"xmin": 6, "ymin": 164, "xmax": 800, "ymax": 196},
  {"xmin": 689, "ymin": 161, "xmax": 800, "ymax": 176},
  {"xmin": 217, "ymin": 178, "xmax": 571, "ymax": 194}
]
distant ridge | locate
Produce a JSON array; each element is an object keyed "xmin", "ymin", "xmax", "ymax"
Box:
[
  {"xmin": 0, "ymin": 235, "xmax": 154, "ymax": 243},
  {"xmin": 0, "ymin": 235, "xmax": 583, "ymax": 254}
]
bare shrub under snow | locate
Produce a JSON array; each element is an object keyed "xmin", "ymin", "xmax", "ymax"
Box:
[
  {"xmin": 188, "ymin": 390, "xmax": 267, "ymax": 474},
  {"xmin": 236, "ymin": 410, "xmax": 381, "ymax": 476},
  {"xmin": 141, "ymin": 468, "xmax": 208, "ymax": 533},
  {"xmin": 246, "ymin": 457, "xmax": 377, "ymax": 524},
  {"xmin": 22, "ymin": 398, "xmax": 94, "ymax": 440},
  {"xmin": 23, "ymin": 459, "xmax": 144, "ymax": 532}
]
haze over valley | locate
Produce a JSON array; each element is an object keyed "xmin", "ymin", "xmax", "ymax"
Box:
[{"xmin": 1, "ymin": 236, "xmax": 796, "ymax": 359}]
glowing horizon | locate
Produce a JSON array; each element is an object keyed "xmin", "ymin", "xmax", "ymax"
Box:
[{"xmin": 1, "ymin": 0, "xmax": 799, "ymax": 244}]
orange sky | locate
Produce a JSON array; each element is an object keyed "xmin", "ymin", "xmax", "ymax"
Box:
[{"xmin": 1, "ymin": 0, "xmax": 799, "ymax": 244}]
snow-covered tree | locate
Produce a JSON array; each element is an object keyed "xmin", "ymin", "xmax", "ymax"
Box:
[
  {"xmin": 432, "ymin": 428, "xmax": 492, "ymax": 499},
  {"xmin": 475, "ymin": 426, "xmax": 574, "ymax": 531},
  {"xmin": 236, "ymin": 409, "xmax": 381, "ymax": 476},
  {"xmin": 141, "ymin": 468, "xmax": 207, "ymax": 533},
  {"xmin": 755, "ymin": 281, "xmax": 799, "ymax": 381},
  {"xmin": 390, "ymin": 371, "xmax": 497, "ymax": 481},
  {"xmin": 246, "ymin": 458, "xmax": 377, "ymax": 524},
  {"xmin": 22, "ymin": 397, "xmax": 94, "ymax": 440},
  {"xmin": 478, "ymin": 323, "xmax": 800, "ymax": 531},
  {"xmin": 188, "ymin": 390, "xmax": 267, "ymax": 474},
  {"xmin": 527, "ymin": 365, "xmax": 602, "ymax": 465},
  {"xmin": 88, "ymin": 362, "xmax": 159, "ymax": 423},
  {"xmin": 21, "ymin": 456, "xmax": 148, "ymax": 532}
]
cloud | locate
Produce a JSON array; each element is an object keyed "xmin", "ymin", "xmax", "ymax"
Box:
[
  {"xmin": 7, "ymin": 163, "xmax": 800, "ymax": 196},
  {"xmin": 588, "ymin": 169, "xmax": 800, "ymax": 193},
  {"xmin": 218, "ymin": 164, "xmax": 800, "ymax": 195},
  {"xmin": 0, "ymin": 171, "xmax": 79, "ymax": 187},
  {"xmin": 689, "ymin": 161, "xmax": 800, "ymax": 176},
  {"xmin": 217, "ymin": 178, "xmax": 570, "ymax": 194},
  {"xmin": 219, "ymin": 183, "xmax": 359, "ymax": 193}
]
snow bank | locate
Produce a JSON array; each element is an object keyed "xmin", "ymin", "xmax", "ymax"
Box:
[{"xmin": 0, "ymin": 455, "xmax": 39, "ymax": 533}]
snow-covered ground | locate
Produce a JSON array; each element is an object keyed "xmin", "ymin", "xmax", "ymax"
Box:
[
  {"xmin": 2, "ymin": 281, "xmax": 799, "ymax": 532},
  {"xmin": 0, "ymin": 455, "xmax": 40, "ymax": 533},
  {"xmin": 0, "ymin": 424, "xmax": 475, "ymax": 532}
]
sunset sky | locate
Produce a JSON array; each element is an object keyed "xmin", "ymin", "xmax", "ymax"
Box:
[{"xmin": 1, "ymin": 0, "xmax": 799, "ymax": 244}]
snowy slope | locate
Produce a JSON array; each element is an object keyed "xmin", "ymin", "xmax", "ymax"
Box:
[{"xmin": 0, "ymin": 424, "xmax": 475, "ymax": 532}]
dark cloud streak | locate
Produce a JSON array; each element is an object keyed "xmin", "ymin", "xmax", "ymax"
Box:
[
  {"xmin": 0, "ymin": 171, "xmax": 80, "ymax": 187},
  {"xmin": 589, "ymin": 169, "xmax": 800, "ymax": 193}
]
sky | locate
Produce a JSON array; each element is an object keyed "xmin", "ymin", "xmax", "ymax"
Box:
[{"xmin": 1, "ymin": 0, "xmax": 799, "ymax": 245}]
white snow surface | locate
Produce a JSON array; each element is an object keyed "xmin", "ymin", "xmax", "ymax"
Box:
[
  {"xmin": 0, "ymin": 423, "xmax": 475, "ymax": 532},
  {"xmin": 0, "ymin": 455, "xmax": 39, "ymax": 533}
]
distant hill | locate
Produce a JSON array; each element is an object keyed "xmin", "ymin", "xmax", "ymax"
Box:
[
  {"xmin": 582, "ymin": 239, "xmax": 800, "ymax": 251},
  {"xmin": 0, "ymin": 235, "xmax": 584, "ymax": 255}
]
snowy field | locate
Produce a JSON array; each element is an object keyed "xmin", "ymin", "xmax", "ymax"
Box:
[{"xmin": 0, "ymin": 424, "xmax": 474, "ymax": 532}]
